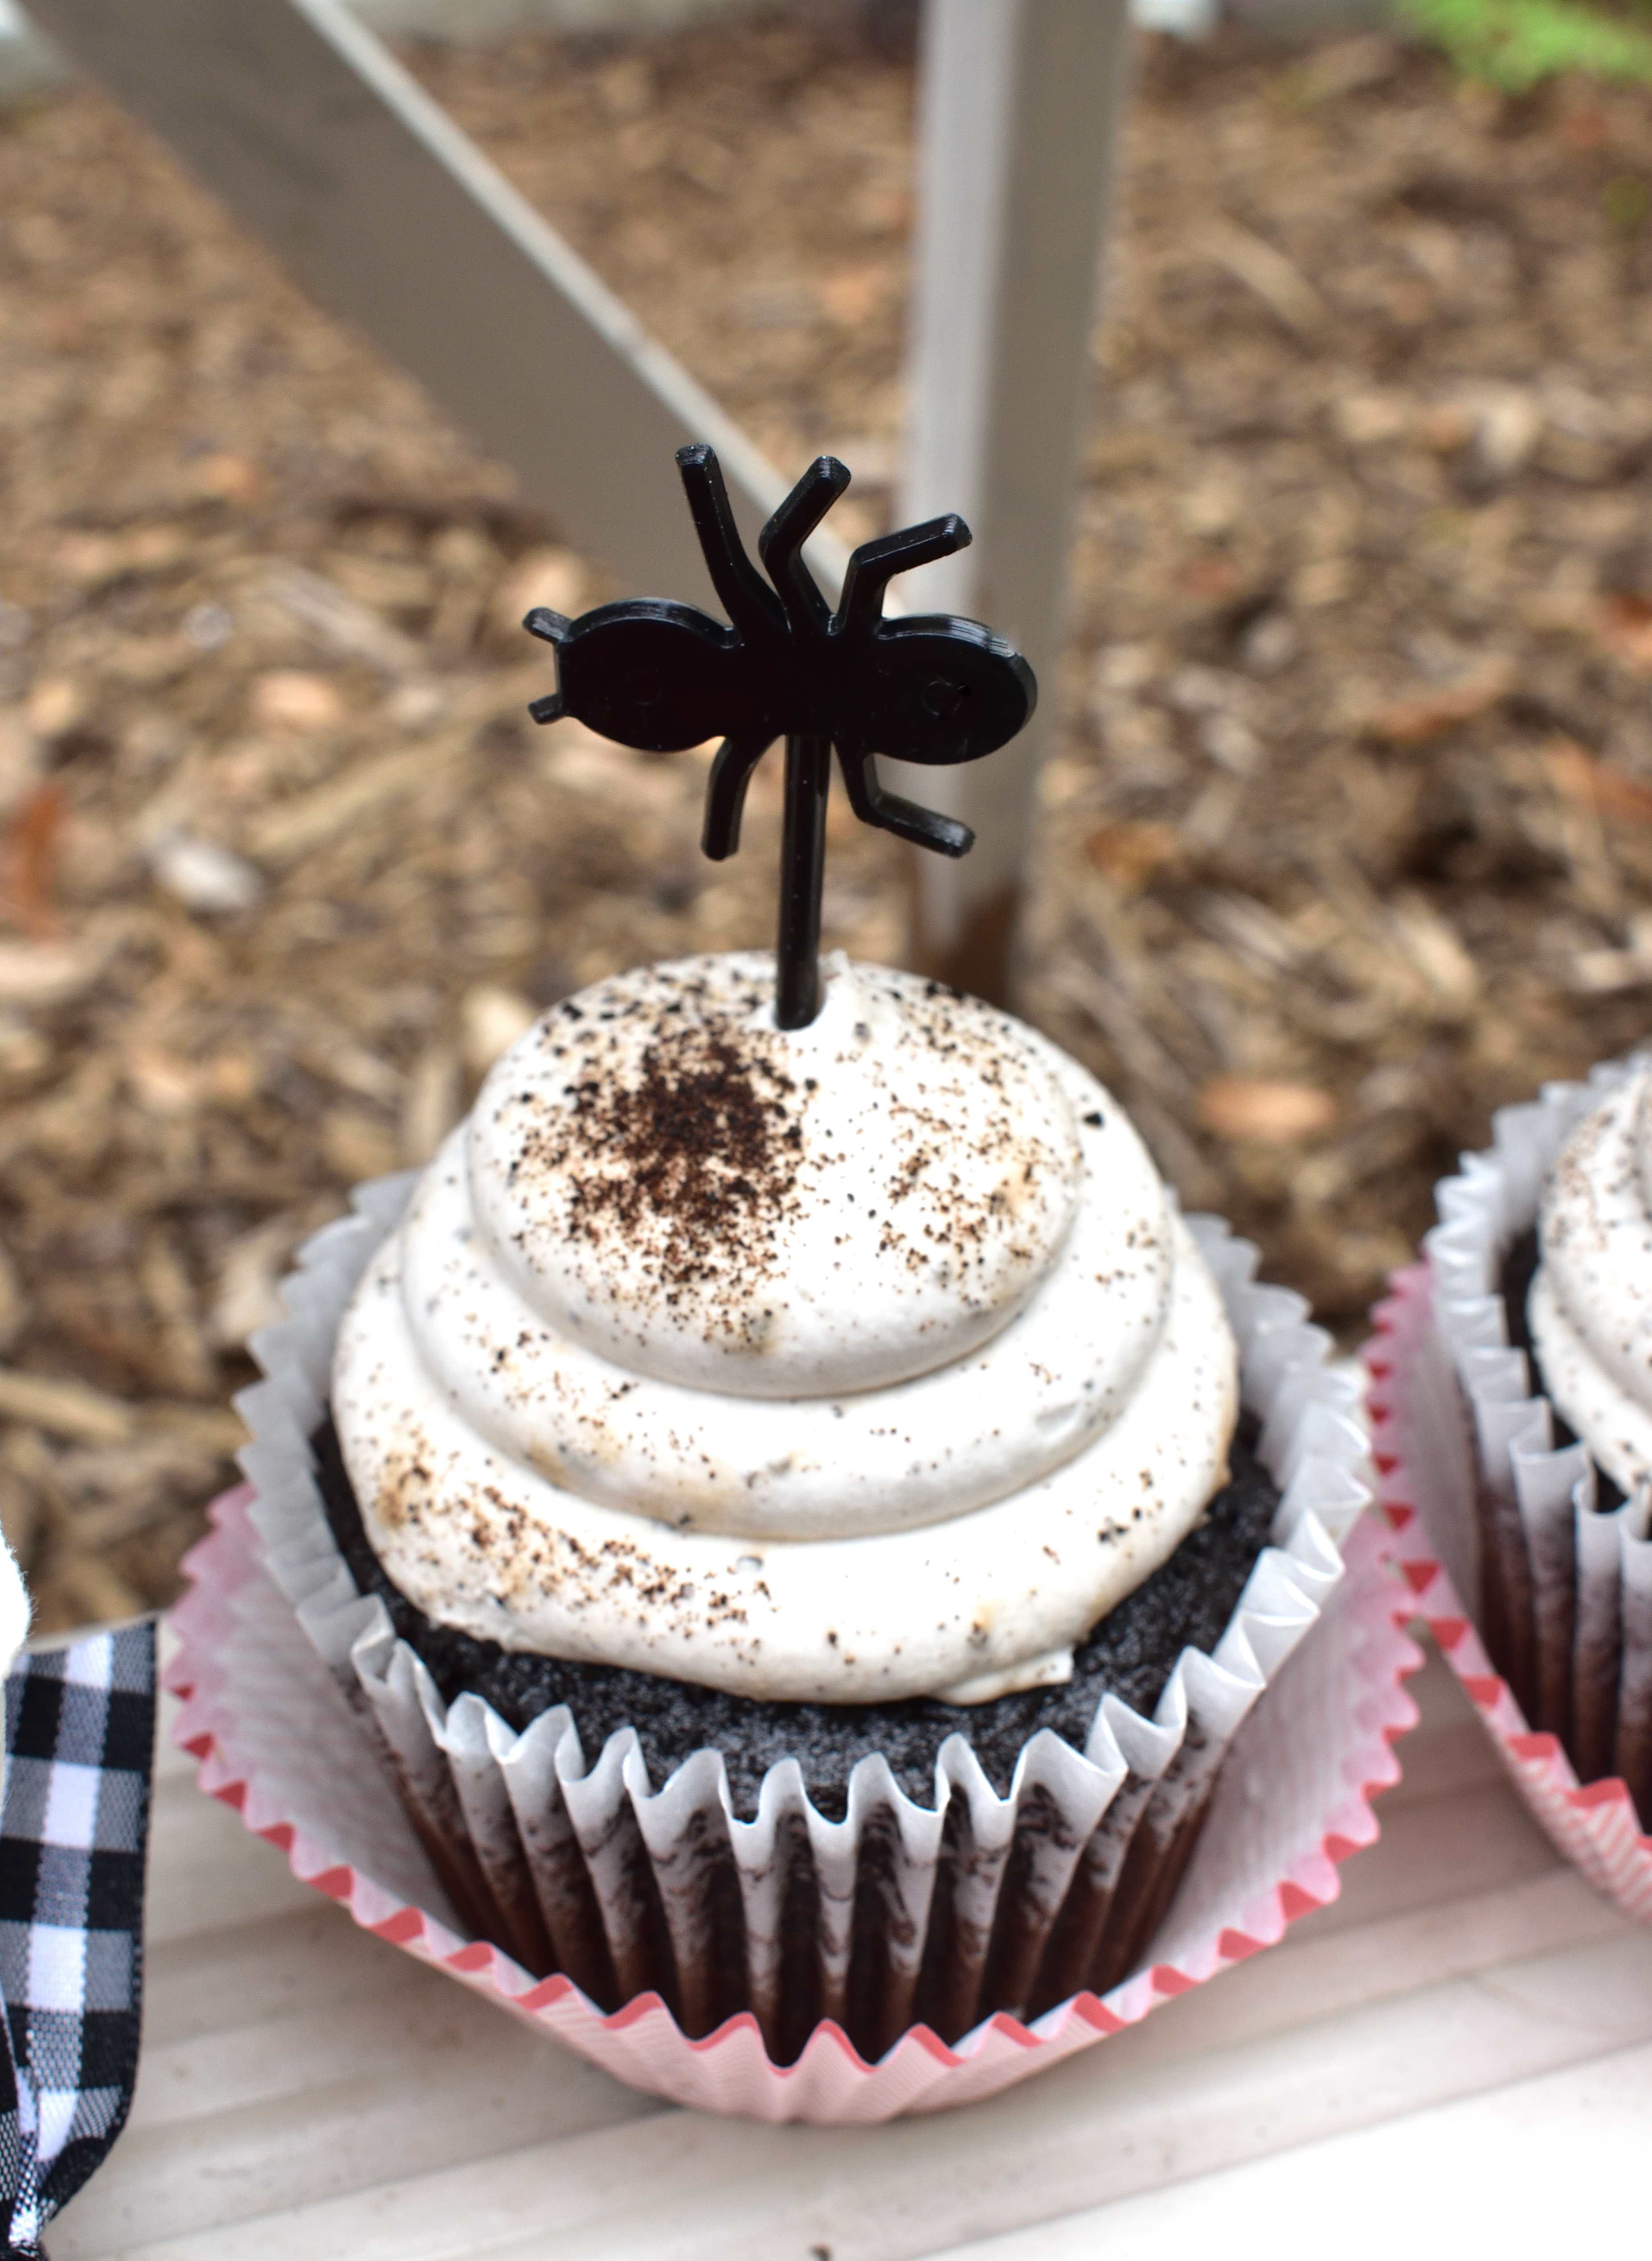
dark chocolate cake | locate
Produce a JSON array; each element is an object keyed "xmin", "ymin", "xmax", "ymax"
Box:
[{"xmin": 315, "ymin": 1411, "xmax": 1280, "ymax": 1819}]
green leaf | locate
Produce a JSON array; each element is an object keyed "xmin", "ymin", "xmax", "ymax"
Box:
[{"xmin": 1397, "ymin": 0, "xmax": 1652, "ymax": 87}]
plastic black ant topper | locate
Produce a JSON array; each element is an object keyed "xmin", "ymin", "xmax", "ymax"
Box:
[{"xmin": 523, "ymin": 444, "xmax": 1036, "ymax": 1029}]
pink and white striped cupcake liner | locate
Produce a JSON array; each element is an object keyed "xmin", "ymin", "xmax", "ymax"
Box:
[
  {"xmin": 1367, "ymin": 1262, "xmax": 1652, "ymax": 1922},
  {"xmin": 166, "ymin": 1472, "xmax": 1417, "ymax": 2123}
]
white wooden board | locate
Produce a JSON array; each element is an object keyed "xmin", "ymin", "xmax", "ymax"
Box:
[{"xmin": 45, "ymin": 1642, "xmax": 1651, "ymax": 2258}]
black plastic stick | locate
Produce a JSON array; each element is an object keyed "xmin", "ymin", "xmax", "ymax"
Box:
[{"xmin": 775, "ymin": 734, "xmax": 830, "ymax": 1029}]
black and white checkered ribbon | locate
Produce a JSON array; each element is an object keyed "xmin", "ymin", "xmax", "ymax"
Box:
[{"xmin": 0, "ymin": 1623, "xmax": 155, "ymax": 2258}]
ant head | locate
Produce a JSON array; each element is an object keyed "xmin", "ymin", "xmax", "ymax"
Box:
[{"xmin": 857, "ymin": 617, "xmax": 1037, "ymax": 768}]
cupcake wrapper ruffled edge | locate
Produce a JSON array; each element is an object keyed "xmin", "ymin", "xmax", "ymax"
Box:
[{"xmin": 1370, "ymin": 1188, "xmax": 1652, "ymax": 1919}]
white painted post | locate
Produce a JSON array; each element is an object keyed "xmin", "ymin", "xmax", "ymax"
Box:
[
  {"xmin": 887, "ymin": 0, "xmax": 1133, "ymax": 1005},
  {"xmin": 20, "ymin": 0, "xmax": 851, "ymax": 609}
]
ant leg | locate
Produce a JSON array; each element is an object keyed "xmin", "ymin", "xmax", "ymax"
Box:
[
  {"xmin": 835, "ymin": 515, "xmax": 969, "ymax": 642},
  {"xmin": 675, "ymin": 446, "xmax": 784, "ymax": 643},
  {"xmin": 701, "ymin": 729, "xmax": 773, "ymax": 859},
  {"xmin": 758, "ymin": 458, "xmax": 849, "ymax": 638},
  {"xmin": 838, "ymin": 746, "xmax": 974, "ymax": 859}
]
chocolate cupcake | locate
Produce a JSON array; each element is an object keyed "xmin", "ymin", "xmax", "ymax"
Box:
[
  {"xmin": 230, "ymin": 445, "xmax": 1366, "ymax": 2074},
  {"xmin": 237, "ymin": 949, "xmax": 1357, "ymax": 2065},
  {"xmin": 1412, "ymin": 1055, "xmax": 1652, "ymax": 1824}
]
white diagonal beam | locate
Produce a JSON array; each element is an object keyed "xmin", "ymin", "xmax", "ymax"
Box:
[
  {"xmin": 886, "ymin": 0, "xmax": 1132, "ymax": 1004},
  {"xmin": 20, "ymin": 0, "xmax": 851, "ymax": 609}
]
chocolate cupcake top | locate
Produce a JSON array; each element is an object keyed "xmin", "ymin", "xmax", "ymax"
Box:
[
  {"xmin": 1529, "ymin": 1061, "xmax": 1652, "ymax": 1492},
  {"xmin": 332, "ymin": 953, "xmax": 1238, "ymax": 1706}
]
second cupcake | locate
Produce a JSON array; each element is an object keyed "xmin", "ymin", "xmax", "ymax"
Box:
[{"xmin": 1384, "ymin": 1052, "xmax": 1652, "ymax": 1836}]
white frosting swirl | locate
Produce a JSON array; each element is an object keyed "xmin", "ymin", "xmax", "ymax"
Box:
[
  {"xmin": 469, "ymin": 953, "xmax": 1080, "ymax": 1396},
  {"xmin": 1529, "ymin": 1062, "xmax": 1652, "ymax": 1492},
  {"xmin": 333, "ymin": 953, "xmax": 1240, "ymax": 1703}
]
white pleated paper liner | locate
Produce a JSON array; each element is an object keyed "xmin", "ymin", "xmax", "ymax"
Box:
[
  {"xmin": 166, "ymin": 1182, "xmax": 1418, "ymax": 2122},
  {"xmin": 1374, "ymin": 1058, "xmax": 1652, "ymax": 1926}
]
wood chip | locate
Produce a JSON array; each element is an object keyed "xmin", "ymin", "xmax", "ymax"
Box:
[
  {"xmin": 295, "ymin": 1033, "xmax": 401, "ymax": 1102},
  {"xmin": 185, "ymin": 450, "xmax": 264, "ymax": 503},
  {"xmin": 148, "ymin": 828, "xmax": 265, "ymax": 915},
  {"xmin": 461, "ymin": 985, "xmax": 538, "ymax": 1076},
  {"xmin": 401, "ymin": 1039, "xmax": 463, "ymax": 1165},
  {"xmin": 1363, "ymin": 664, "xmax": 1513, "ymax": 745},
  {"xmin": 0, "ymin": 779, "xmax": 65, "ymax": 939},
  {"xmin": 1569, "ymin": 947, "xmax": 1652, "ymax": 994},
  {"xmin": 140, "ymin": 1405, "xmax": 247, "ymax": 1456},
  {"xmin": 139, "ymin": 1229, "xmax": 216, "ymax": 1399},
  {"xmin": 210, "ymin": 1216, "xmax": 303, "ymax": 1349},
  {"xmin": 1472, "ymin": 388, "xmax": 1544, "ymax": 480},
  {"xmin": 0, "ymin": 1371, "xmax": 135, "ymax": 1444},
  {"xmin": 1206, "ymin": 219, "xmax": 1327, "ymax": 340},
  {"xmin": 816, "ymin": 259, "xmax": 894, "ymax": 326},
  {"xmin": 1334, "ymin": 393, "xmax": 1411, "ymax": 447},
  {"xmin": 1295, "ymin": 31, "xmax": 1403, "ymax": 98},
  {"xmin": 24, "ymin": 677, "xmax": 83, "ymax": 738},
  {"xmin": 1390, "ymin": 893, "xmax": 1480, "ymax": 1015},
  {"xmin": 491, "ymin": 547, "xmax": 588, "ymax": 638},
  {"xmin": 125, "ymin": 1043, "xmax": 204, "ymax": 1116},
  {"xmin": 249, "ymin": 670, "xmax": 348, "ymax": 734},
  {"xmin": 1084, "ymin": 821, "xmax": 1182, "ymax": 890},
  {"xmin": 0, "ymin": 1460, "xmax": 40, "ymax": 1571},
  {"xmin": 1597, "ymin": 595, "xmax": 1652, "ymax": 675},
  {"xmin": 1544, "ymin": 740, "xmax": 1652, "ymax": 826},
  {"xmin": 319, "ymin": 1109, "xmax": 401, "ymax": 1184},
  {"xmin": 1198, "ymin": 1078, "xmax": 1339, "ymax": 1142},
  {"xmin": 54, "ymin": 1554, "xmax": 146, "ymax": 1626},
  {"xmin": 0, "ymin": 1255, "xmax": 24, "ymax": 1365},
  {"xmin": 0, "ymin": 938, "xmax": 100, "ymax": 1007},
  {"xmin": 262, "ymin": 564, "xmax": 424, "ymax": 675},
  {"xmin": 245, "ymin": 743, "xmax": 456, "ymax": 863}
]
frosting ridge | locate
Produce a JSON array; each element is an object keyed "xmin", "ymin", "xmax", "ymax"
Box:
[
  {"xmin": 333, "ymin": 953, "xmax": 1240, "ymax": 1703},
  {"xmin": 468, "ymin": 953, "xmax": 1080, "ymax": 1397}
]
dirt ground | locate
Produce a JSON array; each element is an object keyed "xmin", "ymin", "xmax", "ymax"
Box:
[{"xmin": 1, "ymin": 12, "xmax": 1651, "ymax": 1630}]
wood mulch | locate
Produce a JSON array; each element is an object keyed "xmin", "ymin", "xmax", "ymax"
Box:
[{"xmin": 0, "ymin": 12, "xmax": 1650, "ymax": 1629}]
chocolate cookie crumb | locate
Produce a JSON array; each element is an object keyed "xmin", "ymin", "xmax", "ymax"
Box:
[{"xmin": 523, "ymin": 1024, "xmax": 800, "ymax": 1325}]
